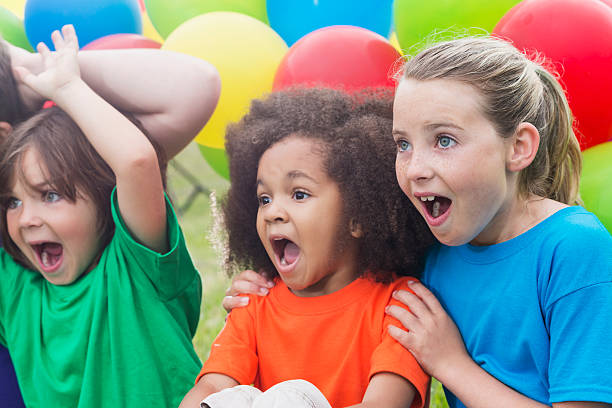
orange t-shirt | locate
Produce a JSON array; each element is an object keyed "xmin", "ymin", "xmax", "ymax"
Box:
[{"xmin": 197, "ymin": 276, "xmax": 429, "ymax": 407}]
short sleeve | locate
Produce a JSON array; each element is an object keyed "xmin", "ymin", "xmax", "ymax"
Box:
[
  {"xmin": 545, "ymin": 219, "xmax": 612, "ymax": 403},
  {"xmin": 369, "ymin": 278, "xmax": 430, "ymax": 408},
  {"xmin": 0, "ymin": 251, "xmax": 27, "ymax": 347},
  {"xmin": 110, "ymin": 188, "xmax": 199, "ymax": 301},
  {"xmin": 197, "ymin": 298, "xmax": 259, "ymax": 386}
]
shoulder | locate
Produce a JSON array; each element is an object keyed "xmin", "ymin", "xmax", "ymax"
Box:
[
  {"xmin": 537, "ymin": 207, "xmax": 611, "ymax": 306},
  {"xmin": 538, "ymin": 206, "xmax": 611, "ymax": 258}
]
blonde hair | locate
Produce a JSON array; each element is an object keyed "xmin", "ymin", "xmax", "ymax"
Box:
[{"xmin": 397, "ymin": 36, "xmax": 582, "ymax": 205}]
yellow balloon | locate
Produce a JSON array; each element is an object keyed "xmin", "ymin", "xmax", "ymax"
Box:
[
  {"xmin": 163, "ymin": 11, "xmax": 287, "ymax": 149},
  {"xmin": 3, "ymin": 0, "xmax": 25, "ymax": 18},
  {"xmin": 142, "ymin": 10, "xmax": 163, "ymax": 43},
  {"xmin": 389, "ymin": 32, "xmax": 403, "ymax": 55}
]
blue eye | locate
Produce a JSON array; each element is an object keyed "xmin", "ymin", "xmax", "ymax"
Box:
[
  {"xmin": 258, "ymin": 195, "xmax": 271, "ymax": 206},
  {"xmin": 6, "ymin": 197, "xmax": 21, "ymax": 210},
  {"xmin": 44, "ymin": 191, "xmax": 61, "ymax": 203},
  {"xmin": 397, "ymin": 139, "xmax": 411, "ymax": 152},
  {"xmin": 437, "ymin": 135, "xmax": 456, "ymax": 149},
  {"xmin": 293, "ymin": 191, "xmax": 310, "ymax": 201}
]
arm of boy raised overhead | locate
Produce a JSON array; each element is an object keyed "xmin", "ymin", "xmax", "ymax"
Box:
[
  {"xmin": 14, "ymin": 25, "xmax": 168, "ymax": 253},
  {"xmin": 6, "ymin": 35, "xmax": 220, "ymax": 158}
]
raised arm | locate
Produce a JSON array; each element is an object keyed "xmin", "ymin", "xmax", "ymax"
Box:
[
  {"xmin": 7, "ymin": 37, "xmax": 220, "ymax": 158},
  {"xmin": 14, "ymin": 25, "xmax": 167, "ymax": 252}
]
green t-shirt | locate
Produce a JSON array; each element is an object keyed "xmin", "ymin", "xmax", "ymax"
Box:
[{"xmin": 0, "ymin": 192, "xmax": 202, "ymax": 407}]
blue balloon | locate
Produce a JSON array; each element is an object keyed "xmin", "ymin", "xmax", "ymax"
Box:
[
  {"xmin": 24, "ymin": 0, "xmax": 141, "ymax": 50},
  {"xmin": 267, "ymin": 0, "xmax": 393, "ymax": 46}
]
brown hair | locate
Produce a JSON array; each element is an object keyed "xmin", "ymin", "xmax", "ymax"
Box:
[
  {"xmin": 0, "ymin": 106, "xmax": 167, "ymax": 268},
  {"xmin": 0, "ymin": 40, "xmax": 33, "ymax": 126},
  {"xmin": 397, "ymin": 36, "xmax": 582, "ymax": 205},
  {"xmin": 223, "ymin": 88, "xmax": 434, "ymax": 282}
]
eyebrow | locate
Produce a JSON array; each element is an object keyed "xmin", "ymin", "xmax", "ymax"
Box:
[
  {"xmin": 287, "ymin": 170, "xmax": 318, "ymax": 183},
  {"xmin": 424, "ymin": 122, "xmax": 464, "ymax": 132},
  {"xmin": 255, "ymin": 170, "xmax": 319, "ymax": 189},
  {"xmin": 392, "ymin": 122, "xmax": 464, "ymax": 137}
]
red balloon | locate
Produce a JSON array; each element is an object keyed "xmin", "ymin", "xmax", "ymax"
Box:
[
  {"xmin": 82, "ymin": 33, "xmax": 161, "ymax": 50},
  {"xmin": 493, "ymin": 0, "xmax": 612, "ymax": 150},
  {"xmin": 273, "ymin": 25, "xmax": 401, "ymax": 92}
]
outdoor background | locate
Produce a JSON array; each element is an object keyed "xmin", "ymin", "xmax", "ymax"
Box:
[{"xmin": 3, "ymin": 1, "xmax": 610, "ymax": 406}]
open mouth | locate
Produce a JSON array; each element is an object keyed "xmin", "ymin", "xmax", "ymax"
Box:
[
  {"xmin": 419, "ymin": 195, "xmax": 452, "ymax": 219},
  {"xmin": 271, "ymin": 238, "xmax": 300, "ymax": 266},
  {"xmin": 32, "ymin": 242, "xmax": 63, "ymax": 272}
]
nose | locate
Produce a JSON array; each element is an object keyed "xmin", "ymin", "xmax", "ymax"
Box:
[
  {"xmin": 262, "ymin": 199, "xmax": 289, "ymax": 223},
  {"xmin": 18, "ymin": 202, "xmax": 43, "ymax": 229},
  {"xmin": 397, "ymin": 148, "xmax": 434, "ymax": 183}
]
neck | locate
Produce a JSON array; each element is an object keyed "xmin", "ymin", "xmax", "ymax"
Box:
[{"xmin": 471, "ymin": 194, "xmax": 567, "ymax": 246}]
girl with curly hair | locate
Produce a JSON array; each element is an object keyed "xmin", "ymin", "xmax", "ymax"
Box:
[{"xmin": 180, "ymin": 88, "xmax": 434, "ymax": 408}]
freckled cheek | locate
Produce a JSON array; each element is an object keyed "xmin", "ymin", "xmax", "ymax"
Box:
[{"xmin": 395, "ymin": 157, "xmax": 410, "ymax": 194}]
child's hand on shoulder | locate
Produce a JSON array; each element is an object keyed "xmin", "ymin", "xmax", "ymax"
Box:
[
  {"xmin": 222, "ymin": 269, "xmax": 275, "ymax": 313},
  {"xmin": 13, "ymin": 24, "xmax": 81, "ymax": 102},
  {"xmin": 385, "ymin": 280, "xmax": 471, "ymax": 379}
]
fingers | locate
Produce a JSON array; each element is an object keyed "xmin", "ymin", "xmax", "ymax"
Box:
[
  {"xmin": 226, "ymin": 269, "xmax": 274, "ymax": 297},
  {"xmin": 386, "ymin": 304, "xmax": 420, "ymax": 331},
  {"xmin": 50, "ymin": 25, "xmax": 79, "ymax": 51},
  {"xmin": 36, "ymin": 41, "xmax": 51, "ymax": 60},
  {"xmin": 404, "ymin": 280, "xmax": 445, "ymax": 315},
  {"xmin": 61, "ymin": 24, "xmax": 79, "ymax": 49},
  {"xmin": 387, "ymin": 324, "xmax": 414, "ymax": 350},
  {"xmin": 222, "ymin": 295, "xmax": 249, "ymax": 313},
  {"xmin": 392, "ymin": 289, "xmax": 430, "ymax": 319},
  {"xmin": 12, "ymin": 66, "xmax": 34, "ymax": 87}
]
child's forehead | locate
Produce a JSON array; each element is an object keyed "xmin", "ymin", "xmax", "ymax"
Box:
[
  {"xmin": 257, "ymin": 136, "xmax": 332, "ymax": 185},
  {"xmin": 9, "ymin": 147, "xmax": 54, "ymax": 191}
]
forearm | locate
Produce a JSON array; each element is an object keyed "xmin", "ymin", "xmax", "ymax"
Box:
[
  {"xmin": 179, "ymin": 374, "xmax": 239, "ymax": 408},
  {"xmin": 345, "ymin": 372, "xmax": 417, "ymax": 408},
  {"xmin": 77, "ymin": 49, "xmax": 220, "ymax": 157},
  {"xmin": 12, "ymin": 45, "xmax": 220, "ymax": 157},
  {"xmin": 53, "ymin": 78, "xmax": 158, "ymax": 177},
  {"xmin": 440, "ymin": 356, "xmax": 550, "ymax": 408}
]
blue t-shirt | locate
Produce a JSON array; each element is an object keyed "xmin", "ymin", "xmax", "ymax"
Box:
[{"xmin": 423, "ymin": 206, "xmax": 612, "ymax": 406}]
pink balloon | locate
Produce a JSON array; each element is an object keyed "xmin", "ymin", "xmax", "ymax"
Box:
[
  {"xmin": 494, "ymin": 0, "xmax": 612, "ymax": 150},
  {"xmin": 82, "ymin": 33, "xmax": 161, "ymax": 50}
]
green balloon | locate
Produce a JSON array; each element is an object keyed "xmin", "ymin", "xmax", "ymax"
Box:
[
  {"xmin": 0, "ymin": 6, "xmax": 32, "ymax": 51},
  {"xmin": 144, "ymin": 0, "xmax": 268, "ymax": 39},
  {"xmin": 198, "ymin": 144, "xmax": 229, "ymax": 180},
  {"xmin": 394, "ymin": 0, "xmax": 520, "ymax": 51},
  {"xmin": 580, "ymin": 141, "xmax": 612, "ymax": 234}
]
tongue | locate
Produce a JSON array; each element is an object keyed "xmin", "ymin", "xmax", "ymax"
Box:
[
  {"xmin": 43, "ymin": 243, "xmax": 63, "ymax": 256},
  {"xmin": 283, "ymin": 242, "xmax": 300, "ymax": 264}
]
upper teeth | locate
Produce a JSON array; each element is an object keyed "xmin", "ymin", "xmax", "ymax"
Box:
[{"xmin": 420, "ymin": 196, "xmax": 436, "ymax": 201}]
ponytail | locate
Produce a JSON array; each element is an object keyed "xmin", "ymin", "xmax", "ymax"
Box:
[{"xmin": 518, "ymin": 67, "xmax": 582, "ymax": 205}]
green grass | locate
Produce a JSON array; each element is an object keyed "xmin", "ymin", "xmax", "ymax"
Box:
[{"xmin": 168, "ymin": 142, "xmax": 449, "ymax": 408}]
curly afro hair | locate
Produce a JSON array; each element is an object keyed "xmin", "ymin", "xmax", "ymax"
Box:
[{"xmin": 222, "ymin": 87, "xmax": 434, "ymax": 282}]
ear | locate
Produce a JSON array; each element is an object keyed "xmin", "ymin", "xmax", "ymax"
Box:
[
  {"xmin": 349, "ymin": 219, "xmax": 363, "ymax": 239},
  {"xmin": 506, "ymin": 122, "xmax": 539, "ymax": 172},
  {"xmin": 0, "ymin": 121, "xmax": 13, "ymax": 144}
]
